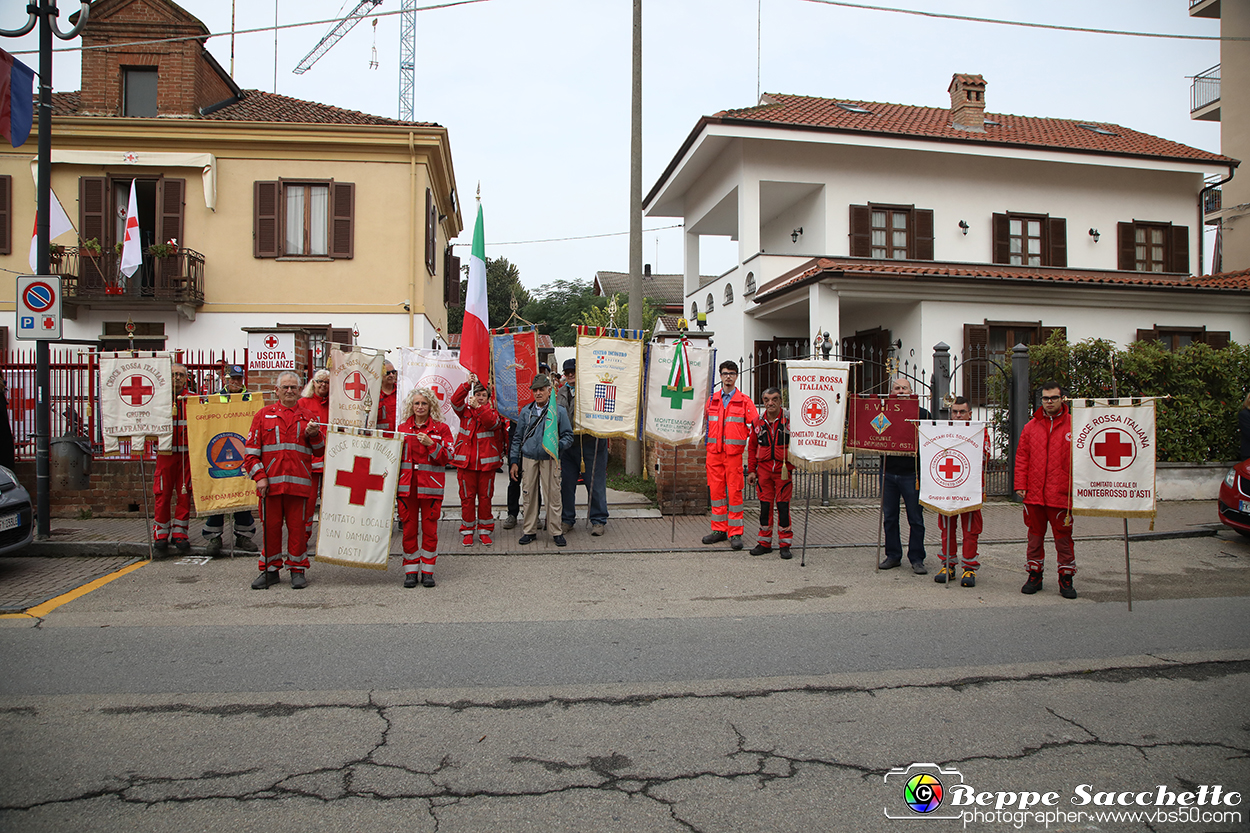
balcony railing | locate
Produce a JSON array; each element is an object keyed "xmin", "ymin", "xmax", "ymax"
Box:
[
  {"xmin": 50, "ymin": 246, "xmax": 205, "ymax": 304},
  {"xmin": 1191, "ymin": 64, "xmax": 1220, "ymax": 113},
  {"xmin": 1205, "ymin": 188, "xmax": 1222, "ymax": 215}
]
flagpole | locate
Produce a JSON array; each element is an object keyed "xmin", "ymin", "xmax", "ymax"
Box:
[{"xmin": 1123, "ymin": 518, "xmax": 1133, "ymax": 612}]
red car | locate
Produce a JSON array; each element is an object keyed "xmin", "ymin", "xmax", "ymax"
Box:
[{"xmin": 1218, "ymin": 458, "xmax": 1250, "ymax": 539}]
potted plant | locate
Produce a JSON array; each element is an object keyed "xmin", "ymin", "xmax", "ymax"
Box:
[
  {"xmin": 113, "ymin": 241, "xmax": 124, "ymax": 257},
  {"xmin": 80, "ymin": 237, "xmax": 102, "ymax": 256},
  {"xmin": 146, "ymin": 240, "xmax": 177, "ymax": 259},
  {"xmin": 48, "ymin": 243, "xmax": 64, "ymax": 267}
]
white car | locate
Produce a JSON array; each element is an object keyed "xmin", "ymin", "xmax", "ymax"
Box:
[{"xmin": 0, "ymin": 466, "xmax": 35, "ymax": 555}]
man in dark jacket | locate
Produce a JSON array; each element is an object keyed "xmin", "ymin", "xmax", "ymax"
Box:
[
  {"xmin": 880, "ymin": 377, "xmax": 929, "ymax": 573},
  {"xmin": 509, "ymin": 374, "xmax": 573, "ymax": 546},
  {"xmin": 1014, "ymin": 380, "xmax": 1077, "ymax": 599}
]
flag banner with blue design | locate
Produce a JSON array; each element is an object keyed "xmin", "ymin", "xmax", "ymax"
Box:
[
  {"xmin": 186, "ymin": 393, "xmax": 264, "ymax": 514},
  {"xmin": 643, "ymin": 338, "xmax": 713, "ymax": 446},
  {"xmin": 574, "ymin": 325, "xmax": 644, "ymax": 441},
  {"xmin": 490, "ymin": 328, "xmax": 538, "ymax": 422},
  {"xmin": 847, "ymin": 394, "xmax": 919, "ymax": 455}
]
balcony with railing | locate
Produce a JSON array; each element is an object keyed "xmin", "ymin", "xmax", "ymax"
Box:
[
  {"xmin": 49, "ymin": 246, "xmax": 205, "ymax": 309},
  {"xmin": 1190, "ymin": 64, "xmax": 1220, "ymax": 121}
]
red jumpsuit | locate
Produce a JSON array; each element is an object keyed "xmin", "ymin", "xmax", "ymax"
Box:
[
  {"xmin": 450, "ymin": 382, "xmax": 502, "ymax": 541},
  {"xmin": 299, "ymin": 392, "xmax": 329, "ymax": 544},
  {"xmin": 1014, "ymin": 403, "xmax": 1075, "ymax": 576},
  {"xmin": 244, "ymin": 402, "xmax": 323, "ymax": 574},
  {"xmin": 153, "ymin": 385, "xmax": 191, "ymax": 546},
  {"xmin": 706, "ymin": 388, "xmax": 755, "ymax": 537},
  {"xmin": 747, "ymin": 411, "xmax": 794, "ymax": 550},
  {"xmin": 397, "ymin": 416, "xmax": 452, "ymax": 578},
  {"xmin": 376, "ymin": 388, "xmax": 398, "ymax": 432}
]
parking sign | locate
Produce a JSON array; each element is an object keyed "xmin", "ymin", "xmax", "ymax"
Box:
[{"xmin": 16, "ymin": 276, "xmax": 62, "ymax": 340}]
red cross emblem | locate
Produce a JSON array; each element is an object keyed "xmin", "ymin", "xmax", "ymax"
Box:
[
  {"xmin": 335, "ymin": 455, "xmax": 388, "ymax": 505},
  {"xmin": 930, "ymin": 448, "xmax": 970, "ymax": 488},
  {"xmin": 119, "ymin": 374, "xmax": 156, "ymax": 406},
  {"xmin": 429, "ymin": 384, "xmax": 444, "ymax": 402},
  {"xmin": 264, "ymin": 335, "xmax": 279, "ymax": 349},
  {"xmin": 1090, "ymin": 427, "xmax": 1136, "ymax": 472},
  {"xmin": 343, "ymin": 371, "xmax": 369, "ymax": 401},
  {"xmin": 801, "ymin": 395, "xmax": 828, "ymax": 427}
]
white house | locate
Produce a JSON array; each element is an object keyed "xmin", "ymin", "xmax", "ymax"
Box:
[{"xmin": 643, "ymin": 74, "xmax": 1249, "ymax": 404}]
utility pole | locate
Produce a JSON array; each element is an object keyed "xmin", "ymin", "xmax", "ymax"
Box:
[{"xmin": 626, "ymin": 0, "xmax": 643, "ymax": 476}]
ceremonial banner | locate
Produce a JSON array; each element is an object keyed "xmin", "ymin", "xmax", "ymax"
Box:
[
  {"xmin": 643, "ymin": 338, "xmax": 714, "ymax": 445},
  {"xmin": 918, "ymin": 420, "xmax": 987, "ymax": 516},
  {"xmin": 396, "ymin": 347, "xmax": 469, "ymax": 438},
  {"xmin": 490, "ymin": 329, "xmax": 538, "ymax": 421},
  {"xmin": 1071, "ymin": 399, "xmax": 1157, "ymax": 520},
  {"xmin": 328, "ymin": 345, "xmax": 384, "ymax": 429},
  {"xmin": 315, "ymin": 426, "xmax": 402, "ymax": 570},
  {"xmin": 186, "ymin": 393, "xmax": 264, "ymax": 514},
  {"xmin": 575, "ymin": 325, "xmax": 645, "ymax": 440},
  {"xmin": 847, "ymin": 394, "xmax": 921, "ymax": 455},
  {"xmin": 99, "ymin": 352, "xmax": 174, "ymax": 453},
  {"xmin": 784, "ymin": 360, "xmax": 852, "ymax": 470}
]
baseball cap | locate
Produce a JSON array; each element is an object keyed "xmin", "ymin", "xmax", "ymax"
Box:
[
  {"xmin": 227, "ymin": 364, "xmax": 245, "ymax": 377},
  {"xmin": 562, "ymin": 358, "xmax": 576, "ymax": 374}
]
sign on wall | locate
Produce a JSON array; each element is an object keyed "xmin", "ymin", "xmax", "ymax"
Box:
[{"xmin": 247, "ymin": 331, "xmax": 296, "ymax": 371}]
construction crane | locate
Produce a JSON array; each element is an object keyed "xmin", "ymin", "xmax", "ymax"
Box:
[{"xmin": 292, "ymin": 0, "xmax": 418, "ymax": 122}]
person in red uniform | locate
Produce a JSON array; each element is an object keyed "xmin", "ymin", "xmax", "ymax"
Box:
[
  {"xmin": 397, "ymin": 387, "xmax": 453, "ymax": 587},
  {"xmin": 451, "ymin": 373, "xmax": 502, "ymax": 546},
  {"xmin": 376, "ymin": 360, "xmax": 398, "ymax": 431},
  {"xmin": 245, "ymin": 370, "xmax": 323, "ymax": 590},
  {"xmin": 746, "ymin": 386, "xmax": 795, "ymax": 560},
  {"xmin": 702, "ymin": 360, "xmax": 756, "ymax": 551},
  {"xmin": 299, "ymin": 368, "xmax": 330, "ymax": 546},
  {"xmin": 1014, "ymin": 380, "xmax": 1077, "ymax": 599},
  {"xmin": 153, "ymin": 363, "xmax": 192, "ymax": 555},
  {"xmin": 936, "ymin": 396, "xmax": 986, "ymax": 588}
]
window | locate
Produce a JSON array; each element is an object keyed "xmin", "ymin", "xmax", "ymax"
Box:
[
  {"xmin": 425, "ymin": 188, "xmax": 438, "ymax": 275},
  {"xmin": 1136, "ymin": 326, "xmax": 1229, "ymax": 351},
  {"xmin": 705, "ymin": 292, "xmax": 714, "ymax": 313},
  {"xmin": 1117, "ymin": 221, "xmax": 1188, "ymax": 273},
  {"xmin": 254, "ymin": 181, "xmax": 354, "ymax": 259},
  {"xmin": 849, "ymin": 204, "xmax": 934, "ymax": 260},
  {"xmin": 992, "ymin": 213, "xmax": 1066, "ymax": 267},
  {"xmin": 723, "ymin": 284, "xmax": 734, "ymax": 305},
  {"xmin": 278, "ymin": 323, "xmax": 353, "ymax": 369},
  {"xmin": 78, "ymin": 176, "xmax": 184, "ymax": 255},
  {"xmin": 101, "ymin": 320, "xmax": 166, "ymax": 352},
  {"xmin": 690, "ymin": 301, "xmax": 698, "ymax": 318},
  {"xmin": 0, "ymin": 174, "xmax": 10, "ymax": 255},
  {"xmin": 123, "ymin": 67, "xmax": 158, "ymax": 117},
  {"xmin": 743, "ymin": 271, "xmax": 755, "ymax": 296},
  {"xmin": 963, "ymin": 321, "xmax": 1066, "ymax": 406}
]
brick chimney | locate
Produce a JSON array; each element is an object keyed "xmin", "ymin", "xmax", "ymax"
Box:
[{"xmin": 948, "ymin": 73, "xmax": 987, "ymax": 133}]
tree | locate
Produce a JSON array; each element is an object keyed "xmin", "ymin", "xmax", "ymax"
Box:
[
  {"xmin": 521, "ymin": 279, "xmax": 603, "ymax": 346},
  {"xmin": 446, "ymin": 256, "xmax": 531, "ymax": 334},
  {"xmin": 580, "ymin": 294, "xmax": 661, "ymax": 342}
]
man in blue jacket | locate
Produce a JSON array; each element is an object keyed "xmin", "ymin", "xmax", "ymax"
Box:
[{"xmin": 509, "ymin": 374, "xmax": 574, "ymax": 546}]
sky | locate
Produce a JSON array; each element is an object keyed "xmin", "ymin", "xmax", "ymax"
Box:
[{"xmin": 5, "ymin": 0, "xmax": 1225, "ymax": 292}]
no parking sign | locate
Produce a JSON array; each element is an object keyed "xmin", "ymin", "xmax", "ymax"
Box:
[{"xmin": 16, "ymin": 275, "xmax": 62, "ymax": 340}]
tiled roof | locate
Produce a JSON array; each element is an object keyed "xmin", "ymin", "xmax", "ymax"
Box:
[
  {"xmin": 753, "ymin": 257, "xmax": 1250, "ymax": 302},
  {"xmin": 712, "ymin": 93, "xmax": 1233, "ymax": 165},
  {"xmin": 594, "ymin": 271, "xmax": 688, "ymax": 306},
  {"xmin": 49, "ymin": 89, "xmax": 437, "ymax": 127}
]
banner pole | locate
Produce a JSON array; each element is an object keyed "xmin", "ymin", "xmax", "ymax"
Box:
[
  {"xmin": 800, "ymin": 475, "xmax": 811, "ymax": 568},
  {"xmin": 875, "ymin": 455, "xmax": 884, "ymax": 570},
  {"xmin": 670, "ymin": 447, "xmax": 677, "ymax": 543},
  {"xmin": 139, "ymin": 442, "xmax": 153, "ymax": 562},
  {"xmin": 1123, "ymin": 518, "xmax": 1133, "ymax": 613}
]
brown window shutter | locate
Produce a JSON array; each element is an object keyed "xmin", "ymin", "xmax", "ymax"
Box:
[
  {"xmin": 0, "ymin": 175, "xmax": 11, "ymax": 255},
  {"xmin": 991, "ymin": 213, "xmax": 1009, "ymax": 264},
  {"xmin": 330, "ymin": 182, "xmax": 355, "ymax": 259},
  {"xmin": 156, "ymin": 178, "xmax": 185, "ymax": 247},
  {"xmin": 443, "ymin": 247, "xmax": 461, "ymax": 306},
  {"xmin": 329, "ymin": 327, "xmax": 353, "ymax": 348},
  {"xmin": 1135, "ymin": 328, "xmax": 1157, "ymax": 343},
  {"xmin": 80, "ymin": 176, "xmax": 107, "ymax": 247},
  {"xmin": 1117, "ymin": 222, "xmax": 1134, "ymax": 270},
  {"xmin": 253, "ymin": 181, "xmax": 279, "ymax": 258},
  {"xmin": 1168, "ymin": 224, "xmax": 1189, "ymax": 274},
  {"xmin": 1206, "ymin": 330, "xmax": 1230, "ymax": 349},
  {"xmin": 963, "ymin": 323, "xmax": 989, "ymax": 406},
  {"xmin": 913, "ymin": 208, "xmax": 934, "ymax": 260},
  {"xmin": 425, "ymin": 188, "xmax": 437, "ymax": 274},
  {"xmin": 848, "ymin": 204, "xmax": 870, "ymax": 257},
  {"xmin": 1047, "ymin": 217, "xmax": 1066, "ymax": 268}
]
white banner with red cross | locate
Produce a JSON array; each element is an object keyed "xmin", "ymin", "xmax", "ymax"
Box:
[
  {"xmin": 99, "ymin": 352, "xmax": 175, "ymax": 453},
  {"xmin": 783, "ymin": 360, "xmax": 852, "ymax": 470},
  {"xmin": 396, "ymin": 347, "xmax": 469, "ymax": 439},
  {"xmin": 327, "ymin": 345, "xmax": 385, "ymax": 429},
  {"xmin": 917, "ymin": 420, "xmax": 987, "ymax": 516},
  {"xmin": 1071, "ymin": 399, "xmax": 1157, "ymax": 521},
  {"xmin": 315, "ymin": 425, "xmax": 403, "ymax": 570}
]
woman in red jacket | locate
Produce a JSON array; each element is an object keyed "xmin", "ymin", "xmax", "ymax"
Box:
[
  {"xmin": 299, "ymin": 368, "xmax": 331, "ymax": 547},
  {"xmin": 451, "ymin": 373, "xmax": 502, "ymax": 546},
  {"xmin": 397, "ymin": 387, "xmax": 452, "ymax": 588}
]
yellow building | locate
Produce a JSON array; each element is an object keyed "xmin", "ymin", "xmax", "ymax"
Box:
[{"xmin": 0, "ymin": 0, "xmax": 462, "ymax": 360}]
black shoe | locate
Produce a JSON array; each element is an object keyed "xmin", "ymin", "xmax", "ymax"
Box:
[
  {"xmin": 729, "ymin": 535, "xmax": 743, "ymax": 551},
  {"xmin": 1021, "ymin": 570, "xmax": 1043, "ymax": 595},
  {"xmin": 778, "ymin": 547, "xmax": 793, "ymax": 560},
  {"xmin": 1058, "ymin": 574, "xmax": 1077, "ymax": 599},
  {"xmin": 552, "ymin": 535, "xmax": 567, "ymax": 547},
  {"xmin": 519, "ymin": 533, "xmax": 536, "ymax": 545},
  {"xmin": 502, "ymin": 515, "xmax": 517, "ymax": 530},
  {"xmin": 960, "ymin": 570, "xmax": 977, "ymax": 588},
  {"xmin": 251, "ymin": 570, "xmax": 279, "ymax": 590},
  {"xmin": 153, "ymin": 539, "xmax": 169, "ymax": 555},
  {"xmin": 205, "ymin": 538, "xmax": 222, "ymax": 557},
  {"xmin": 934, "ymin": 566, "xmax": 950, "ymax": 584},
  {"xmin": 911, "ymin": 561, "xmax": 927, "ymax": 575},
  {"xmin": 404, "ymin": 573, "xmax": 419, "ymax": 589},
  {"xmin": 749, "ymin": 544, "xmax": 771, "ymax": 557},
  {"xmin": 702, "ymin": 531, "xmax": 728, "ymax": 545},
  {"xmin": 878, "ymin": 558, "xmax": 901, "ymax": 570},
  {"xmin": 234, "ymin": 535, "xmax": 259, "ymax": 553},
  {"xmin": 290, "ymin": 572, "xmax": 308, "ymax": 590},
  {"xmin": 173, "ymin": 538, "xmax": 191, "ymax": 554},
  {"xmin": 421, "ymin": 572, "xmax": 436, "ymax": 588}
]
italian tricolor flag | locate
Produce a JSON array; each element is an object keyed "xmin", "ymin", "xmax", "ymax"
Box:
[{"xmin": 460, "ymin": 202, "xmax": 490, "ymax": 380}]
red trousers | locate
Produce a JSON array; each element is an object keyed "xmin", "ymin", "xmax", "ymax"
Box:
[
  {"xmin": 707, "ymin": 451, "xmax": 745, "ymax": 536},
  {"xmin": 401, "ymin": 495, "xmax": 442, "ymax": 574},
  {"xmin": 938, "ymin": 510, "xmax": 983, "ymax": 570},
  {"xmin": 153, "ymin": 453, "xmax": 191, "ymax": 543},
  {"xmin": 1023, "ymin": 503, "xmax": 1075, "ymax": 576},
  {"xmin": 755, "ymin": 466, "xmax": 793, "ymax": 548},
  {"xmin": 457, "ymin": 469, "xmax": 496, "ymax": 534},
  {"xmin": 304, "ymin": 472, "xmax": 323, "ymax": 547},
  {"xmin": 258, "ymin": 493, "xmax": 310, "ymax": 572}
]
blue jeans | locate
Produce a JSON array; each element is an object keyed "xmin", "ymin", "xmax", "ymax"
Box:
[
  {"xmin": 882, "ymin": 470, "xmax": 925, "ymax": 564},
  {"xmin": 202, "ymin": 511, "xmax": 256, "ymax": 540},
  {"xmin": 561, "ymin": 435, "xmax": 609, "ymax": 527}
]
